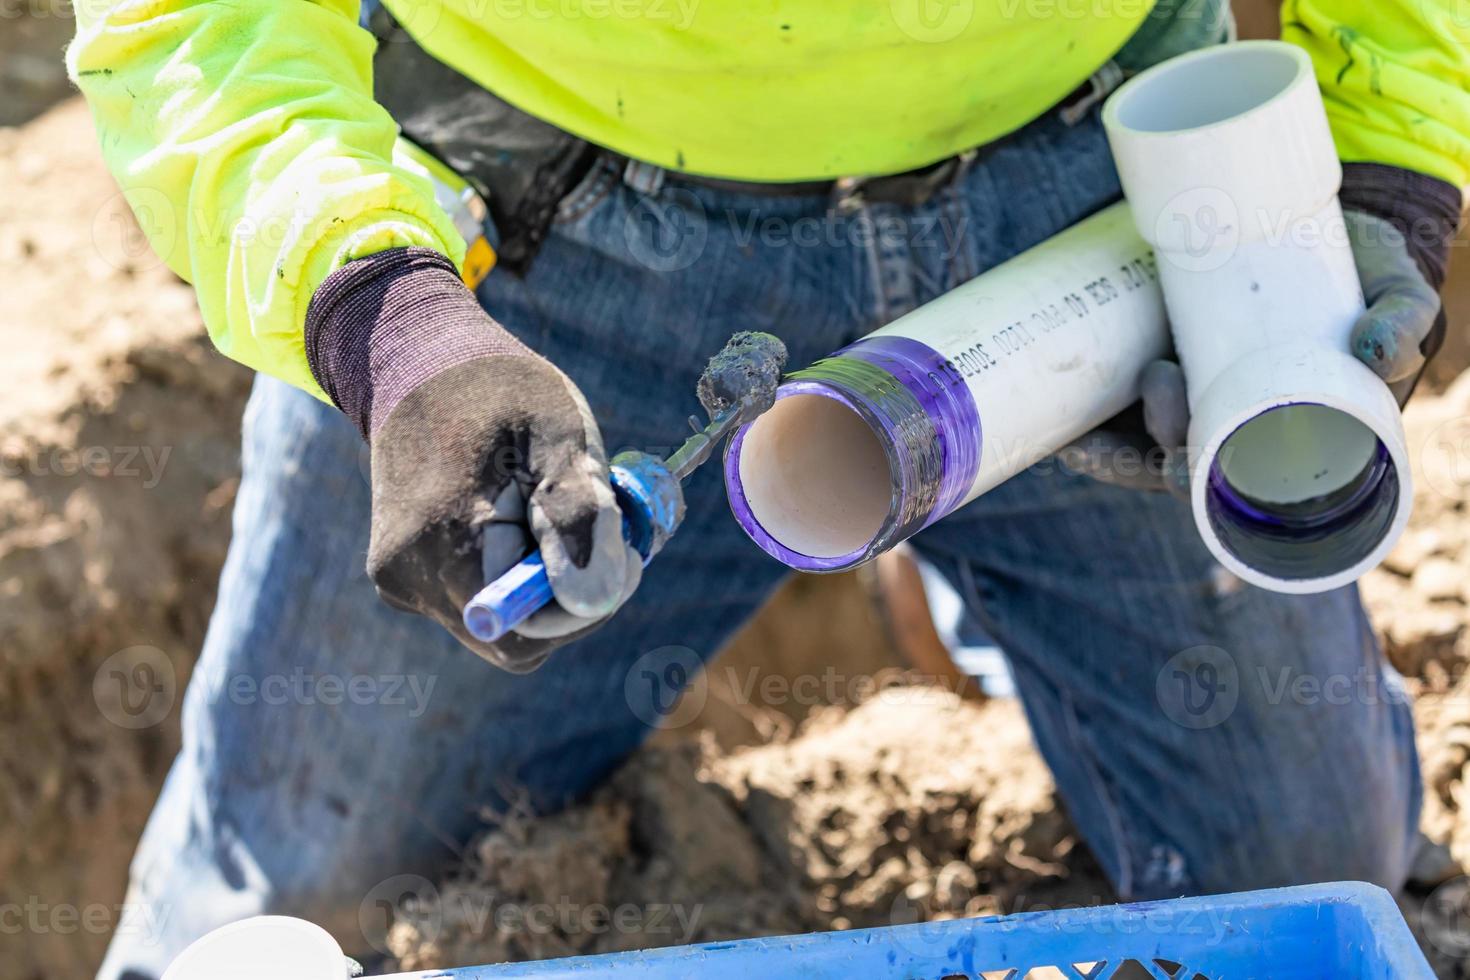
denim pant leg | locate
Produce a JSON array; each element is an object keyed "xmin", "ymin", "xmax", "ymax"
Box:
[
  {"xmin": 96, "ymin": 390, "xmax": 790, "ymax": 980},
  {"xmin": 96, "ymin": 160, "xmax": 879, "ymax": 978},
  {"xmin": 912, "ymin": 467, "xmax": 1421, "ymax": 899}
]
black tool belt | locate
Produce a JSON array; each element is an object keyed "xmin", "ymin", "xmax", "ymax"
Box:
[
  {"xmin": 369, "ymin": 10, "xmax": 597, "ymax": 273},
  {"xmin": 369, "ymin": 8, "xmax": 1123, "ymax": 273}
]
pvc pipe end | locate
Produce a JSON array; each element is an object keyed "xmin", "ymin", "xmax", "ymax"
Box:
[
  {"xmin": 1187, "ymin": 348, "xmax": 1412, "ymax": 594},
  {"xmin": 1102, "ymin": 41, "xmax": 1341, "ymax": 253},
  {"xmin": 725, "ymin": 383, "xmax": 898, "ymax": 571},
  {"xmin": 723, "ymin": 336, "xmax": 982, "ymax": 572},
  {"xmin": 1104, "ymin": 41, "xmax": 1311, "ymax": 137}
]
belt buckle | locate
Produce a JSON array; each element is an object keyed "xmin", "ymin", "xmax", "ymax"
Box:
[
  {"xmin": 1060, "ymin": 61, "xmax": 1126, "ymax": 127},
  {"xmin": 842, "ymin": 149, "xmax": 975, "ymax": 211},
  {"xmin": 832, "ymin": 175, "xmax": 868, "ymax": 214}
]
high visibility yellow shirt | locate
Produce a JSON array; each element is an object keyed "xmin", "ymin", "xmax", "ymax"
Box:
[{"xmin": 68, "ymin": 0, "xmax": 1470, "ymax": 399}]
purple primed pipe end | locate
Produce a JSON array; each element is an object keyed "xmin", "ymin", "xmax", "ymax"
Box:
[
  {"xmin": 723, "ymin": 336, "xmax": 982, "ymax": 572},
  {"xmin": 1202, "ymin": 404, "xmax": 1402, "ymax": 584},
  {"xmin": 723, "ymin": 382, "xmax": 886, "ymax": 572}
]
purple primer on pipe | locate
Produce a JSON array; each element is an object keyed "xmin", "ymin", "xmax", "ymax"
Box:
[
  {"xmin": 839, "ymin": 336, "xmax": 981, "ymax": 524},
  {"xmin": 724, "ymin": 335, "xmax": 981, "ymax": 571},
  {"xmin": 725, "ymin": 382, "xmax": 890, "ymax": 572}
]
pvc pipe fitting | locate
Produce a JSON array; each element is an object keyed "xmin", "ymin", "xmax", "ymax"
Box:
[
  {"xmin": 1103, "ymin": 41, "xmax": 1411, "ymax": 593},
  {"xmin": 161, "ymin": 916, "xmax": 354, "ymax": 980},
  {"xmin": 725, "ymin": 203, "xmax": 1170, "ymax": 571}
]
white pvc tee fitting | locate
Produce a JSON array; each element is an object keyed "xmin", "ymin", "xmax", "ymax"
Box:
[{"xmin": 1104, "ymin": 41, "xmax": 1411, "ymax": 594}]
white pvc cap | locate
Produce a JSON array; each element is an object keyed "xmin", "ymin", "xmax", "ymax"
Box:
[
  {"xmin": 161, "ymin": 916, "xmax": 351, "ymax": 980},
  {"xmin": 1186, "ymin": 343, "xmax": 1412, "ymax": 594}
]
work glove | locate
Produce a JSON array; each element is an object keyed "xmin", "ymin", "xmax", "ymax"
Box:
[
  {"xmin": 306, "ymin": 247, "xmax": 652, "ymax": 672},
  {"xmin": 1070, "ymin": 163, "xmax": 1461, "ymax": 496}
]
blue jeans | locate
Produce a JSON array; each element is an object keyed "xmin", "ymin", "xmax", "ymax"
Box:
[{"xmin": 98, "ymin": 107, "xmax": 1420, "ymax": 979}]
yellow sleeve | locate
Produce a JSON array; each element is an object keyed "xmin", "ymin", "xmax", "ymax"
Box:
[
  {"xmin": 67, "ymin": 0, "xmax": 467, "ymax": 401},
  {"xmin": 1283, "ymin": 0, "xmax": 1470, "ymax": 192}
]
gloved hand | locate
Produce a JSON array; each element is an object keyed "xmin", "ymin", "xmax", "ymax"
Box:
[
  {"xmin": 1344, "ymin": 209, "xmax": 1446, "ymax": 394},
  {"xmin": 1071, "ymin": 163, "xmax": 1459, "ymax": 496},
  {"xmin": 306, "ymin": 247, "xmax": 652, "ymax": 672}
]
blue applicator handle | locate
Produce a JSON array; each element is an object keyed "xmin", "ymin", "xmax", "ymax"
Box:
[
  {"xmin": 462, "ymin": 550, "xmax": 558, "ymax": 644},
  {"xmin": 462, "ymin": 454, "xmax": 683, "ymax": 643}
]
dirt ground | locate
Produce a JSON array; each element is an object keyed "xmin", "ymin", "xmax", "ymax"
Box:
[
  {"xmin": 9, "ymin": 6, "xmax": 1470, "ymax": 979},
  {"xmin": 382, "ymin": 695, "xmax": 1097, "ymax": 972}
]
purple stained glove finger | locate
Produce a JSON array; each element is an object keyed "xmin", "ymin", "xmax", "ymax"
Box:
[{"xmin": 1350, "ymin": 294, "xmax": 1435, "ymax": 385}]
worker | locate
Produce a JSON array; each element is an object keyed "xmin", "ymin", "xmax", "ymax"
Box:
[{"xmin": 70, "ymin": 1, "xmax": 1464, "ymax": 976}]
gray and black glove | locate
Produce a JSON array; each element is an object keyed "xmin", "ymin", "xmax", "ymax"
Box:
[
  {"xmin": 1073, "ymin": 163, "xmax": 1461, "ymax": 495},
  {"xmin": 306, "ymin": 247, "xmax": 651, "ymax": 672}
]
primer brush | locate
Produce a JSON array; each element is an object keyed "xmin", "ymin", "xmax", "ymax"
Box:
[{"xmin": 462, "ymin": 331, "xmax": 788, "ymax": 643}]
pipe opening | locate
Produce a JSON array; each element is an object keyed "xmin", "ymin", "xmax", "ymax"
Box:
[
  {"xmin": 1112, "ymin": 45, "xmax": 1303, "ymax": 134},
  {"xmin": 733, "ymin": 392, "xmax": 894, "ymax": 561},
  {"xmin": 1204, "ymin": 404, "xmax": 1401, "ymax": 583}
]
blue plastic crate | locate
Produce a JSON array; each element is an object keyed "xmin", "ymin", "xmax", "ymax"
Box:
[{"xmin": 413, "ymin": 882, "xmax": 1433, "ymax": 979}]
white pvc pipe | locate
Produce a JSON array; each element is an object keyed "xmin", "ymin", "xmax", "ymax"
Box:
[
  {"xmin": 1103, "ymin": 41, "xmax": 1411, "ymax": 593},
  {"xmin": 725, "ymin": 202, "xmax": 1171, "ymax": 571}
]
